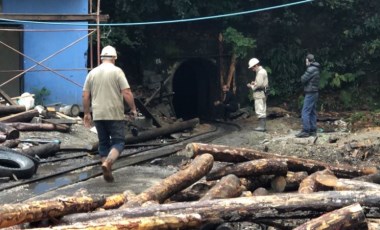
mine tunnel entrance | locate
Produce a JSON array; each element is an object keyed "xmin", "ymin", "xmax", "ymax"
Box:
[{"xmin": 172, "ymin": 58, "xmax": 219, "ymax": 121}]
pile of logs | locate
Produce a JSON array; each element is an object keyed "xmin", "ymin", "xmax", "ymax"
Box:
[{"xmin": 0, "ymin": 142, "xmax": 379, "ymax": 229}]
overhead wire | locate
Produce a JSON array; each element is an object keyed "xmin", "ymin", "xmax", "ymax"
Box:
[{"xmin": 0, "ymin": 0, "xmax": 314, "ymax": 27}]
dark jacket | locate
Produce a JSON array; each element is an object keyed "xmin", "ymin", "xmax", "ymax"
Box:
[
  {"xmin": 223, "ymin": 91, "xmax": 238, "ymax": 111},
  {"xmin": 301, "ymin": 62, "xmax": 320, "ymax": 93}
]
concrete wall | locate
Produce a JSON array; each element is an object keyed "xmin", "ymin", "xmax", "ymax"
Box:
[{"xmin": 3, "ymin": 0, "xmax": 88, "ymax": 106}]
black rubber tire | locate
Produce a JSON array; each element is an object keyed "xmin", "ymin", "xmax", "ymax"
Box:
[{"xmin": 0, "ymin": 149, "xmax": 36, "ymax": 179}]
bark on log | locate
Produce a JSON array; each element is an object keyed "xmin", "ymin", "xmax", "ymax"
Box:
[
  {"xmin": 353, "ymin": 173, "xmax": 380, "ymax": 184},
  {"xmin": 6, "ymin": 122, "xmax": 70, "ymax": 133},
  {"xmin": 0, "ymin": 195, "xmax": 106, "ymax": 228},
  {"xmin": 0, "ymin": 122, "xmax": 19, "ymax": 139},
  {"xmin": 0, "ymin": 139, "xmax": 20, "ymax": 148},
  {"xmin": 186, "ymin": 142, "xmax": 377, "ymax": 178},
  {"xmin": 122, "ymin": 154, "xmax": 214, "ymax": 208},
  {"xmin": 60, "ymin": 190, "xmax": 380, "ymax": 225},
  {"xmin": 21, "ymin": 143, "xmax": 60, "ymax": 158},
  {"xmin": 199, "ymin": 174, "xmax": 241, "ymax": 201},
  {"xmin": 299, "ymin": 169, "xmax": 334, "ymax": 194},
  {"xmin": 0, "ymin": 109, "xmax": 39, "ymax": 122},
  {"xmin": 34, "ymin": 214, "xmax": 204, "ymax": 230},
  {"xmin": 333, "ymin": 178, "xmax": 380, "ymax": 191},
  {"xmin": 293, "ymin": 203, "xmax": 367, "ymax": 230},
  {"xmin": 0, "ymin": 105, "xmax": 26, "ymax": 116},
  {"xmin": 125, "ymin": 118, "xmax": 199, "ymax": 144},
  {"xmin": 206, "ymin": 158, "xmax": 288, "ymax": 181},
  {"xmin": 285, "ymin": 171, "xmax": 309, "ymax": 191}
]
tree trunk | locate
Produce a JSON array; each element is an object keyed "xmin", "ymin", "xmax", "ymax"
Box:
[
  {"xmin": 185, "ymin": 143, "xmax": 377, "ymax": 178},
  {"xmin": 122, "ymin": 154, "xmax": 214, "ymax": 208},
  {"xmin": 0, "ymin": 109, "xmax": 39, "ymax": 122},
  {"xmin": 6, "ymin": 122, "xmax": 70, "ymax": 132},
  {"xmin": 0, "ymin": 122, "xmax": 19, "ymax": 139},
  {"xmin": 206, "ymin": 158, "xmax": 288, "ymax": 181},
  {"xmin": 34, "ymin": 214, "xmax": 204, "ymax": 230},
  {"xmin": 226, "ymin": 53, "xmax": 237, "ymax": 89},
  {"xmin": 0, "ymin": 195, "xmax": 106, "ymax": 228},
  {"xmin": 0, "ymin": 105, "xmax": 26, "ymax": 116},
  {"xmin": 21, "ymin": 143, "xmax": 61, "ymax": 158},
  {"xmin": 293, "ymin": 203, "xmax": 367, "ymax": 230},
  {"xmin": 60, "ymin": 190, "xmax": 380, "ymax": 225},
  {"xmin": 285, "ymin": 171, "xmax": 309, "ymax": 191},
  {"xmin": 299, "ymin": 169, "xmax": 335, "ymax": 194},
  {"xmin": 199, "ymin": 174, "xmax": 241, "ymax": 201}
]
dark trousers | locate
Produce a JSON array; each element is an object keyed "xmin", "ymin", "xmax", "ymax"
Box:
[
  {"xmin": 94, "ymin": 120, "xmax": 126, "ymax": 157},
  {"xmin": 301, "ymin": 92, "xmax": 318, "ymax": 132}
]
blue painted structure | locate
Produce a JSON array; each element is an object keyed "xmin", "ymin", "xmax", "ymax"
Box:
[{"xmin": 3, "ymin": 0, "xmax": 88, "ymax": 106}]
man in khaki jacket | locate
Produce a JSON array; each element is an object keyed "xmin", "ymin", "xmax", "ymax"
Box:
[{"xmin": 247, "ymin": 58, "xmax": 268, "ymax": 132}]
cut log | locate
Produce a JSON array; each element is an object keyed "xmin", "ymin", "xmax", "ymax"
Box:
[
  {"xmin": 299, "ymin": 169, "xmax": 334, "ymax": 194},
  {"xmin": 353, "ymin": 173, "xmax": 380, "ymax": 184},
  {"xmin": 252, "ymin": 187, "xmax": 270, "ymax": 196},
  {"xmin": 333, "ymin": 178, "xmax": 380, "ymax": 191},
  {"xmin": 122, "ymin": 154, "xmax": 214, "ymax": 208},
  {"xmin": 6, "ymin": 122, "xmax": 70, "ymax": 132},
  {"xmin": 270, "ymin": 176, "xmax": 287, "ymax": 192},
  {"xmin": 34, "ymin": 213, "xmax": 204, "ymax": 230},
  {"xmin": 101, "ymin": 193, "xmax": 127, "ymax": 210},
  {"xmin": 285, "ymin": 171, "xmax": 309, "ymax": 191},
  {"xmin": 240, "ymin": 175, "xmax": 282, "ymax": 192},
  {"xmin": 60, "ymin": 190, "xmax": 380, "ymax": 225},
  {"xmin": 0, "ymin": 122, "xmax": 19, "ymax": 139},
  {"xmin": 0, "ymin": 195, "xmax": 106, "ymax": 228},
  {"xmin": 368, "ymin": 219, "xmax": 380, "ymax": 230},
  {"xmin": 21, "ymin": 143, "xmax": 61, "ymax": 159},
  {"xmin": 206, "ymin": 158, "xmax": 288, "ymax": 181},
  {"xmin": 315, "ymin": 173, "xmax": 339, "ymax": 187},
  {"xmin": 0, "ymin": 132, "xmax": 6, "ymax": 143},
  {"xmin": 169, "ymin": 181, "xmax": 216, "ymax": 202},
  {"xmin": 293, "ymin": 203, "xmax": 367, "ymax": 230},
  {"xmin": 0, "ymin": 109, "xmax": 39, "ymax": 122},
  {"xmin": 0, "ymin": 139, "xmax": 20, "ymax": 148},
  {"xmin": 199, "ymin": 174, "xmax": 241, "ymax": 201},
  {"xmin": 0, "ymin": 105, "xmax": 26, "ymax": 116},
  {"xmin": 186, "ymin": 142, "xmax": 377, "ymax": 178}
]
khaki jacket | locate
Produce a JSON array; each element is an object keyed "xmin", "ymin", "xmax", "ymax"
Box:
[{"xmin": 251, "ymin": 66, "xmax": 268, "ymax": 99}]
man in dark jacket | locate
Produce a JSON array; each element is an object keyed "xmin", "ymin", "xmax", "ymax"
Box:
[
  {"xmin": 296, "ymin": 54, "xmax": 321, "ymax": 138},
  {"xmin": 214, "ymin": 84, "xmax": 238, "ymax": 121}
]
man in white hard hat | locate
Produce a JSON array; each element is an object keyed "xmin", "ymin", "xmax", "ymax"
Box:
[
  {"xmin": 247, "ymin": 58, "xmax": 269, "ymax": 132},
  {"xmin": 82, "ymin": 45, "xmax": 137, "ymax": 182}
]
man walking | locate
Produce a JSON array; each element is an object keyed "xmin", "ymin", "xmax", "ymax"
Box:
[
  {"xmin": 247, "ymin": 58, "xmax": 268, "ymax": 132},
  {"xmin": 83, "ymin": 45, "xmax": 137, "ymax": 182},
  {"xmin": 295, "ymin": 54, "xmax": 321, "ymax": 138}
]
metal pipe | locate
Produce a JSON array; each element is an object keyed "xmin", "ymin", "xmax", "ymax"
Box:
[{"xmin": 96, "ymin": 0, "xmax": 101, "ymax": 66}]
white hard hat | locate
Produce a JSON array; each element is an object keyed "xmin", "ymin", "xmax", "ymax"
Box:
[
  {"xmin": 100, "ymin": 45, "xmax": 117, "ymax": 59},
  {"xmin": 248, "ymin": 58, "xmax": 260, "ymax": 69}
]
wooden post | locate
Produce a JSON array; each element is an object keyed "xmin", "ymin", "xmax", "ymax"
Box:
[{"xmin": 199, "ymin": 174, "xmax": 241, "ymax": 201}]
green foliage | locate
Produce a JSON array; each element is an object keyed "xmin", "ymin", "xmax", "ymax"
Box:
[
  {"xmin": 223, "ymin": 27, "xmax": 256, "ymax": 58},
  {"xmin": 32, "ymin": 87, "xmax": 50, "ymax": 106}
]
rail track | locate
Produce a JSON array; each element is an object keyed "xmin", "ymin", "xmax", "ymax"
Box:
[{"xmin": 0, "ymin": 121, "xmax": 240, "ymax": 204}]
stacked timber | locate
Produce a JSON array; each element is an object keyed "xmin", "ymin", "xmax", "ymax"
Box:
[{"xmin": 0, "ymin": 143, "xmax": 379, "ymax": 229}]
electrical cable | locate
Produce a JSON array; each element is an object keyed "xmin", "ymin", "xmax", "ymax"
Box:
[{"xmin": 0, "ymin": 0, "xmax": 314, "ymax": 27}]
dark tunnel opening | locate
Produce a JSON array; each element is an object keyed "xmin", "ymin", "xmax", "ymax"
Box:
[{"xmin": 172, "ymin": 59, "xmax": 219, "ymax": 121}]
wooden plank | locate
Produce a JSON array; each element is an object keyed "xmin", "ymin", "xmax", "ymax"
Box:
[
  {"xmin": 0, "ymin": 89, "xmax": 17, "ymax": 105},
  {"xmin": 134, "ymin": 98, "xmax": 163, "ymax": 127}
]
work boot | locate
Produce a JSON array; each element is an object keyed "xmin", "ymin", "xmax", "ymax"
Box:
[
  {"xmin": 254, "ymin": 118, "xmax": 266, "ymax": 132},
  {"xmin": 101, "ymin": 149, "xmax": 120, "ymax": 182},
  {"xmin": 295, "ymin": 131, "xmax": 310, "ymax": 138},
  {"xmin": 309, "ymin": 129, "xmax": 317, "ymax": 137}
]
